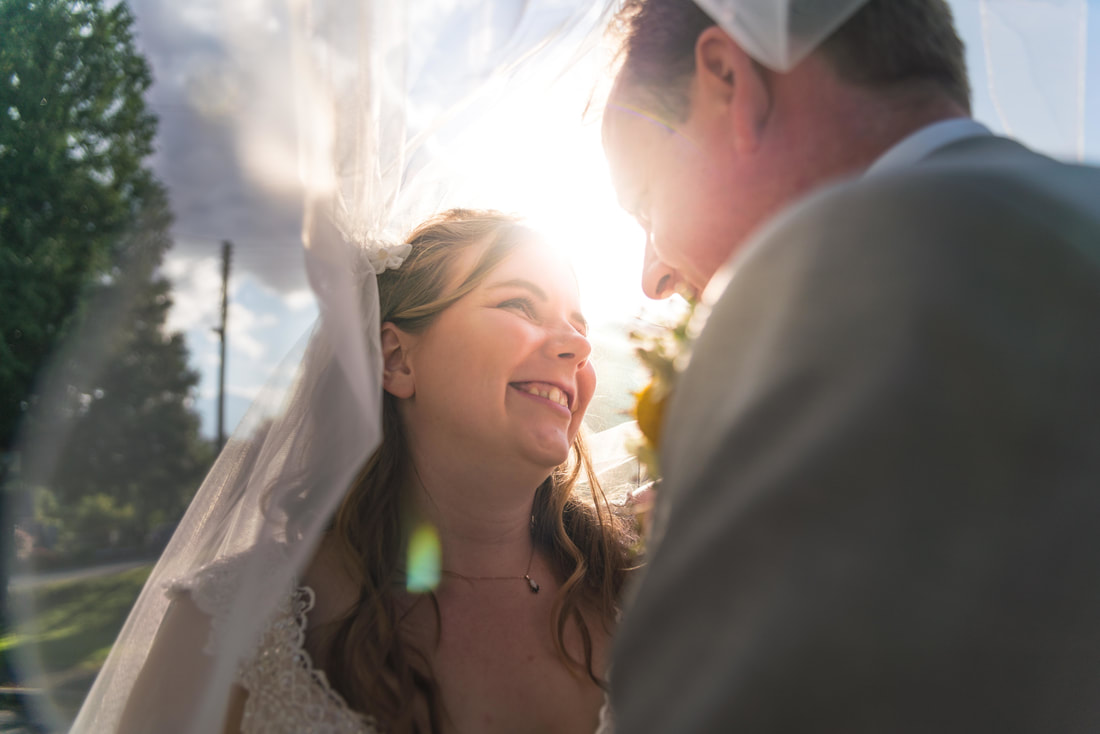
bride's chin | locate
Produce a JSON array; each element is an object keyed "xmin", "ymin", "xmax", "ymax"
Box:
[
  {"xmin": 522, "ymin": 440, "xmax": 573, "ymax": 472},
  {"xmin": 507, "ymin": 423, "xmax": 576, "ymax": 471}
]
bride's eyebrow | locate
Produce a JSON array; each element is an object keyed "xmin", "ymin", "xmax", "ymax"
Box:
[
  {"xmin": 488, "ymin": 278, "xmax": 548, "ymax": 301},
  {"xmin": 488, "ymin": 278, "xmax": 588, "ymax": 333}
]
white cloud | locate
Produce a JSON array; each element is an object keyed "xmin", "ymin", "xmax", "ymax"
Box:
[
  {"xmin": 163, "ymin": 252, "xmax": 223, "ymax": 334},
  {"xmin": 227, "ymin": 383, "xmax": 264, "ymax": 402},
  {"xmin": 177, "ymin": 3, "xmax": 221, "ymax": 34},
  {"xmin": 163, "ymin": 253, "xmax": 285, "ymax": 365},
  {"xmin": 227, "ymin": 300, "xmax": 267, "ymax": 361},
  {"xmin": 284, "ymin": 288, "xmax": 316, "ymax": 312}
]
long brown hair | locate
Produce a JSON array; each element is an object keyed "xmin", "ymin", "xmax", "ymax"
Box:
[{"xmin": 318, "ymin": 209, "xmax": 633, "ymax": 732}]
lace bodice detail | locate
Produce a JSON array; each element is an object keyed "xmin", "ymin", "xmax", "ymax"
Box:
[
  {"xmin": 168, "ymin": 554, "xmax": 377, "ymax": 734},
  {"xmin": 236, "ymin": 585, "xmax": 378, "ymax": 733},
  {"xmin": 169, "ymin": 553, "xmax": 613, "ymax": 734}
]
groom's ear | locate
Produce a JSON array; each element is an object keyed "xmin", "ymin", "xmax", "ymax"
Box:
[
  {"xmin": 693, "ymin": 26, "xmax": 770, "ymax": 154},
  {"xmin": 381, "ymin": 322, "xmax": 416, "ymax": 399}
]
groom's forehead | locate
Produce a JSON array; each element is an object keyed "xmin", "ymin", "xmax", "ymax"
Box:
[
  {"xmin": 602, "ymin": 75, "xmax": 680, "ymax": 137},
  {"xmin": 600, "ymin": 111, "xmax": 642, "ymax": 208},
  {"xmin": 602, "ymin": 96, "xmax": 658, "ymax": 167},
  {"xmin": 601, "ymin": 92, "xmax": 693, "ymax": 206},
  {"xmin": 603, "ymin": 99, "xmax": 679, "ymax": 140}
]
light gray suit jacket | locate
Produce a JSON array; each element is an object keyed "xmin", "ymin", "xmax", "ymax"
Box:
[{"xmin": 610, "ymin": 135, "xmax": 1100, "ymax": 732}]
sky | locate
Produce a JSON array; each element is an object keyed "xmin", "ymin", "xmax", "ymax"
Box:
[{"xmin": 122, "ymin": 0, "xmax": 1100, "ymax": 438}]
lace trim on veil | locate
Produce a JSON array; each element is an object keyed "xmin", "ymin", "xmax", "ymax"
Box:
[{"xmin": 165, "ymin": 552, "xmax": 271, "ymax": 657}]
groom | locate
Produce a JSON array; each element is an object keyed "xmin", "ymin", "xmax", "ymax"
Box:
[{"xmin": 603, "ymin": 0, "xmax": 1100, "ymax": 731}]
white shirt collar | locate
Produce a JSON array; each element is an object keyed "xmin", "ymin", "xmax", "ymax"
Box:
[{"xmin": 866, "ymin": 117, "xmax": 992, "ymax": 176}]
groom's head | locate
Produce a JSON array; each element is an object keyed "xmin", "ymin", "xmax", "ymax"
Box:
[{"xmin": 602, "ymin": 0, "xmax": 969, "ymax": 299}]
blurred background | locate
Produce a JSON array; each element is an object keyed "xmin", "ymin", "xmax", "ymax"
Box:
[{"xmin": 1, "ymin": 0, "xmax": 1097, "ymax": 729}]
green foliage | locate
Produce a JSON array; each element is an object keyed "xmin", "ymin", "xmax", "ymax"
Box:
[
  {"xmin": 46, "ymin": 259, "xmax": 215, "ymax": 550},
  {"xmin": 627, "ymin": 296, "xmax": 703, "ymax": 481},
  {"xmin": 60, "ymin": 493, "xmax": 136, "ymax": 552},
  {"xmin": 0, "ymin": 0, "xmax": 214, "ymax": 555},
  {"xmin": 1, "ymin": 564, "xmax": 152, "ymax": 719},
  {"xmin": 0, "ymin": 0, "xmax": 158, "ymax": 451}
]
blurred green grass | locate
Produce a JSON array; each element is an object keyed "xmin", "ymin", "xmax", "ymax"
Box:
[{"xmin": 1, "ymin": 564, "xmax": 152, "ymax": 724}]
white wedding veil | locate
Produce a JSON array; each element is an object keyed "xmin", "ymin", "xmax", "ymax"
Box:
[
  {"xmin": 693, "ymin": 0, "xmax": 869, "ymax": 71},
  {"xmin": 15, "ymin": 0, "xmax": 1087, "ymax": 732}
]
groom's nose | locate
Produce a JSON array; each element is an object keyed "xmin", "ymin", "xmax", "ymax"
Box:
[{"xmin": 641, "ymin": 235, "xmax": 682, "ymax": 300}]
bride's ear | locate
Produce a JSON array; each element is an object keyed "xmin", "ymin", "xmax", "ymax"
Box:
[{"xmin": 381, "ymin": 322, "xmax": 415, "ymax": 399}]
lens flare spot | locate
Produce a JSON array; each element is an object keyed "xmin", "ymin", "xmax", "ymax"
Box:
[{"xmin": 406, "ymin": 523, "xmax": 441, "ymax": 593}]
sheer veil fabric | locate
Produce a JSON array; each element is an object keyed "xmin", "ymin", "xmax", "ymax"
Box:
[
  {"xmin": 61, "ymin": 1, "xmax": 1088, "ymax": 732},
  {"xmin": 693, "ymin": 0, "xmax": 869, "ymax": 71}
]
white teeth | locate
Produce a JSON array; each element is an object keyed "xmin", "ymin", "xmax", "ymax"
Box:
[{"xmin": 517, "ymin": 383, "xmax": 568, "ymax": 408}]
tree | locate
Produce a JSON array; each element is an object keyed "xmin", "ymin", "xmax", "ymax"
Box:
[
  {"xmin": 37, "ymin": 188, "xmax": 215, "ymax": 553},
  {"xmin": 0, "ymin": 0, "xmax": 215, "ymax": 557},
  {"xmin": 43, "ymin": 278, "xmax": 214, "ymax": 552},
  {"xmin": 0, "ymin": 0, "xmax": 158, "ymax": 455},
  {"xmin": 0, "ymin": 2, "xmax": 203, "ymax": 707}
]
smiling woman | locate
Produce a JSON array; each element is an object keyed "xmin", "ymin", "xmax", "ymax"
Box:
[{"xmin": 290, "ymin": 210, "xmax": 628, "ymax": 733}]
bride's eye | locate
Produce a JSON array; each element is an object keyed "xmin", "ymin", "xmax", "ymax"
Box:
[{"xmin": 498, "ymin": 297, "xmax": 537, "ymax": 318}]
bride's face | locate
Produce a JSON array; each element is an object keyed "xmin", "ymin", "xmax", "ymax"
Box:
[{"xmin": 396, "ymin": 240, "xmax": 595, "ymax": 471}]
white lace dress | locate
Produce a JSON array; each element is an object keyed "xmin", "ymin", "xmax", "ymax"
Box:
[{"xmin": 168, "ymin": 555, "xmax": 613, "ymax": 734}]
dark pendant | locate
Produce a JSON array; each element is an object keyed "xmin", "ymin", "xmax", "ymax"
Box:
[{"xmin": 525, "ymin": 575, "xmax": 540, "ymax": 593}]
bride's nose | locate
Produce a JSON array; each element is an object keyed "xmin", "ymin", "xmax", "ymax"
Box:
[{"xmin": 549, "ymin": 323, "xmax": 592, "ymax": 366}]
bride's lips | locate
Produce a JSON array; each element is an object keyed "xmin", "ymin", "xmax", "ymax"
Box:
[{"xmin": 509, "ymin": 381, "xmax": 574, "ymax": 413}]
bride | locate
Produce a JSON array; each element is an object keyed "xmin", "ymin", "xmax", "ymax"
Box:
[{"xmin": 112, "ymin": 209, "xmax": 634, "ymax": 734}]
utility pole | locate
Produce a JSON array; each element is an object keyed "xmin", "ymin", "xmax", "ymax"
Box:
[{"xmin": 215, "ymin": 241, "xmax": 232, "ymax": 451}]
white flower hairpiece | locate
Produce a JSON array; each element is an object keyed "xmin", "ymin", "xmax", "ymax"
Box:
[
  {"xmin": 332, "ymin": 209, "xmax": 411, "ymax": 276},
  {"xmin": 364, "ymin": 241, "xmax": 412, "ymax": 274}
]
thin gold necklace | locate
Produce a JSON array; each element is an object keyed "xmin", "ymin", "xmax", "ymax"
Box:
[{"xmin": 441, "ymin": 544, "xmax": 540, "ymax": 594}]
